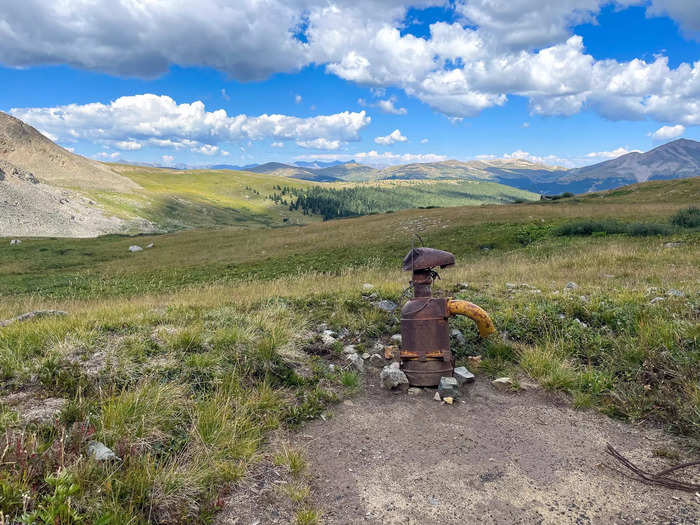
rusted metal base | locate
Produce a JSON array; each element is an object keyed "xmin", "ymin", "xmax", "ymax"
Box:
[{"xmin": 401, "ymin": 358, "xmax": 454, "ymax": 387}]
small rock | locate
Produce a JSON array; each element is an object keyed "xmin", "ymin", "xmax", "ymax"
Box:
[
  {"xmin": 505, "ymin": 282, "xmax": 517, "ymax": 289},
  {"xmin": 433, "ymin": 391, "xmax": 441, "ymax": 401},
  {"xmin": 664, "ymin": 242, "xmax": 682, "ymax": 248},
  {"xmin": 389, "ymin": 361, "xmax": 400, "ymax": 369},
  {"xmin": 342, "ymin": 345, "xmax": 357, "ymax": 355},
  {"xmin": 580, "ymin": 295, "xmax": 588, "ymax": 302},
  {"xmin": 443, "ymin": 396, "xmax": 454, "ymax": 405},
  {"xmin": 467, "ymin": 355, "xmax": 482, "ymax": 369},
  {"xmin": 87, "ymin": 441, "xmax": 120, "ymax": 462},
  {"xmin": 361, "ymin": 352, "xmax": 370, "ymax": 360},
  {"xmin": 375, "ymin": 300, "xmax": 398, "ymax": 312},
  {"xmin": 380, "ymin": 364, "xmax": 408, "ymax": 389},
  {"xmin": 343, "ymin": 399, "xmax": 354, "ymax": 406},
  {"xmin": 558, "ymin": 313, "xmax": 566, "ymax": 319},
  {"xmin": 369, "ymin": 354, "xmax": 385, "ymax": 368},
  {"xmin": 454, "ymin": 366, "xmax": 475, "ymax": 385},
  {"xmin": 390, "ymin": 334, "xmax": 402, "ymax": 344},
  {"xmin": 346, "ymin": 353, "xmax": 364, "ymax": 373},
  {"xmin": 667, "ymin": 289, "xmax": 685, "ymax": 297},
  {"xmin": 146, "ymin": 243, "xmax": 154, "ymax": 249},
  {"xmin": 328, "ymin": 364, "xmax": 336, "ymax": 372},
  {"xmin": 565, "ymin": 282, "xmax": 578, "ymax": 289},
  {"xmin": 437, "ymin": 376, "xmax": 459, "ymax": 398},
  {"xmin": 321, "ymin": 330, "xmax": 337, "ymax": 346},
  {"xmin": 573, "ymin": 318, "xmax": 587, "ymax": 328},
  {"xmin": 450, "ymin": 328, "xmax": 466, "ymax": 347},
  {"xmin": 384, "ymin": 345, "xmax": 397, "ymax": 359},
  {"xmin": 128, "ymin": 245, "xmax": 143, "ymax": 253},
  {"xmin": 459, "ymin": 282, "xmax": 469, "ymax": 289},
  {"xmin": 407, "ymin": 387, "xmax": 422, "ymax": 396},
  {"xmin": 372, "ymin": 341, "xmax": 385, "ymax": 353},
  {"xmin": 492, "ymin": 377, "xmax": 513, "ymax": 390},
  {"xmin": 519, "ymin": 380, "xmax": 540, "ymax": 391},
  {"xmin": 362, "ymin": 283, "xmax": 374, "ymax": 290},
  {"xmin": 650, "ymin": 297, "xmax": 665, "ymax": 304},
  {"xmin": 9, "ymin": 239, "xmax": 22, "ymax": 246}
]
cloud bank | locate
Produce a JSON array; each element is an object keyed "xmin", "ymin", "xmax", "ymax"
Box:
[
  {"xmin": 11, "ymin": 94, "xmax": 371, "ymax": 153},
  {"xmin": 2, "ymin": 1, "xmax": 699, "ymax": 126}
]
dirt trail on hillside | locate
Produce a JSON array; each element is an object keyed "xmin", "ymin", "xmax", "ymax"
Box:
[{"xmin": 220, "ymin": 378, "xmax": 699, "ymax": 524}]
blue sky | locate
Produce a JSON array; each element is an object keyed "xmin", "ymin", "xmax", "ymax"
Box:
[{"xmin": 1, "ymin": 1, "xmax": 698, "ymax": 168}]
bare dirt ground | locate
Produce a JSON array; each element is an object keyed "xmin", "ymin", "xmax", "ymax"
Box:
[{"xmin": 220, "ymin": 377, "xmax": 699, "ymax": 525}]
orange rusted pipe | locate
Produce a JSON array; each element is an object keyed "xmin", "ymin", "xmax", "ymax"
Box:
[{"xmin": 447, "ymin": 299, "xmax": 496, "ymax": 338}]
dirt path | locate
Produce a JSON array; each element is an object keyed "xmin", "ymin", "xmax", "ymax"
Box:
[{"xmin": 296, "ymin": 378, "xmax": 699, "ymax": 525}]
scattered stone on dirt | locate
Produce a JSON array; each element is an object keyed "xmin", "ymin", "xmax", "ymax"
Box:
[
  {"xmin": 375, "ymin": 300, "xmax": 398, "ymax": 312},
  {"xmin": 407, "ymin": 387, "xmax": 422, "ymax": 396},
  {"xmin": 321, "ymin": 330, "xmax": 337, "ymax": 346},
  {"xmin": 450, "ymin": 328, "xmax": 466, "ymax": 347},
  {"xmin": 346, "ymin": 353, "xmax": 364, "ymax": 373},
  {"xmin": 0, "ymin": 309, "xmax": 67, "ymax": 328},
  {"xmin": 454, "ymin": 366, "xmax": 475, "ymax": 385},
  {"xmin": 66, "ymin": 350, "xmax": 107, "ymax": 378},
  {"xmin": 491, "ymin": 377, "xmax": 513, "ymax": 390},
  {"xmin": 667, "ymin": 289, "xmax": 685, "ymax": 297},
  {"xmin": 390, "ymin": 334, "xmax": 402, "ymax": 344},
  {"xmin": 128, "ymin": 245, "xmax": 143, "ymax": 252},
  {"xmin": 438, "ymin": 376, "xmax": 459, "ymax": 398},
  {"xmin": 21, "ymin": 397, "xmax": 66, "ymax": 424},
  {"xmin": 362, "ymin": 283, "xmax": 374, "ymax": 290},
  {"xmin": 650, "ymin": 296, "xmax": 665, "ymax": 304},
  {"xmin": 88, "ymin": 441, "xmax": 120, "ymax": 461},
  {"xmin": 380, "ymin": 363, "xmax": 408, "ymax": 390},
  {"xmin": 368, "ymin": 353, "xmax": 385, "ymax": 368},
  {"xmin": 297, "ymin": 379, "xmax": 699, "ymax": 525},
  {"xmin": 565, "ymin": 281, "xmax": 579, "ymax": 289},
  {"xmin": 343, "ymin": 344, "xmax": 357, "ymax": 355}
]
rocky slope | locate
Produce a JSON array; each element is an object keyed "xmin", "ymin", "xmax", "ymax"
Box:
[
  {"xmin": 564, "ymin": 139, "xmax": 700, "ymax": 192},
  {"xmin": 0, "ymin": 111, "xmax": 139, "ymax": 191},
  {"xmin": 0, "ymin": 160, "xmax": 134, "ymax": 237}
]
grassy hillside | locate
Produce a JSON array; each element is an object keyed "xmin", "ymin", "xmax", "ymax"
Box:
[
  {"xmin": 82, "ymin": 166, "xmax": 541, "ymax": 232},
  {"xmin": 93, "ymin": 165, "xmax": 319, "ymax": 230},
  {"xmin": 0, "ymin": 177, "xmax": 697, "ymax": 523},
  {"xmin": 274, "ymin": 179, "xmax": 538, "ymax": 220}
]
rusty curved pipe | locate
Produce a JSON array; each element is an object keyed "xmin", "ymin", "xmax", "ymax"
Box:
[{"xmin": 447, "ymin": 299, "xmax": 496, "ymax": 338}]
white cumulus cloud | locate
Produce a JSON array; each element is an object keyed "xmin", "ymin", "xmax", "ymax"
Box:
[
  {"xmin": 585, "ymin": 146, "xmax": 642, "ymax": 159},
  {"xmin": 115, "ymin": 140, "xmax": 142, "ymax": 151},
  {"xmin": 10, "ymin": 94, "xmax": 371, "ymax": 152},
  {"xmin": 376, "ymin": 96, "xmax": 407, "ymax": 115},
  {"xmin": 2, "ymin": 1, "xmax": 699, "ymax": 125},
  {"xmin": 651, "ymin": 124, "xmax": 686, "ymax": 141},
  {"xmin": 374, "ymin": 129, "xmax": 407, "ymax": 145},
  {"xmin": 296, "ymin": 138, "xmax": 341, "ymax": 150}
]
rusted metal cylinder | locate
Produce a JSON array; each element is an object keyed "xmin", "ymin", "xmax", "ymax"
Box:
[{"xmin": 400, "ymin": 297, "xmax": 454, "ymax": 386}]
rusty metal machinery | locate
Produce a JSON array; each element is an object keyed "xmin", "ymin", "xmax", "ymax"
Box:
[{"xmin": 400, "ymin": 247, "xmax": 495, "ymax": 386}]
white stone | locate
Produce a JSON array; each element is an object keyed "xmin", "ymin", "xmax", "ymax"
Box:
[{"xmin": 128, "ymin": 245, "xmax": 143, "ymax": 252}]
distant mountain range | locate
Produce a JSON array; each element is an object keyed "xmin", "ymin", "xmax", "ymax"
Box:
[{"xmin": 232, "ymin": 139, "xmax": 699, "ymax": 194}]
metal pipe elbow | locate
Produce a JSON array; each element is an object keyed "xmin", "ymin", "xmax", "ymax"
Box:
[{"xmin": 447, "ymin": 299, "xmax": 496, "ymax": 338}]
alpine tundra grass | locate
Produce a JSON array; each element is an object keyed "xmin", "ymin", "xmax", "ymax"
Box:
[{"xmin": 0, "ymin": 178, "xmax": 698, "ymax": 522}]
